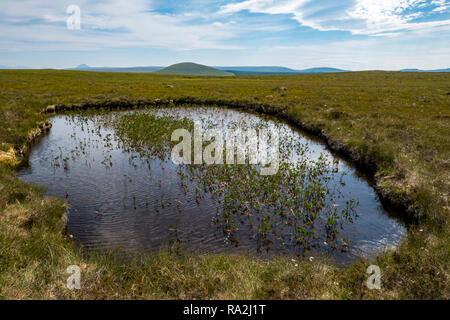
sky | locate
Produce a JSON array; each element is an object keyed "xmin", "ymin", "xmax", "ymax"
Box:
[{"xmin": 0, "ymin": 0, "xmax": 449, "ymax": 70}]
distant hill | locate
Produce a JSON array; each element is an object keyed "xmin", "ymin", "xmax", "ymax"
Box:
[
  {"xmin": 0, "ymin": 65, "xmax": 27, "ymax": 69},
  {"xmin": 75, "ymin": 64, "xmax": 90, "ymax": 69},
  {"xmin": 224, "ymin": 70, "xmax": 303, "ymax": 76},
  {"xmin": 68, "ymin": 64, "xmax": 163, "ymax": 73},
  {"xmin": 155, "ymin": 63, "xmax": 234, "ymax": 76},
  {"xmin": 400, "ymin": 68, "xmax": 450, "ymax": 72},
  {"xmin": 60, "ymin": 64, "xmax": 450, "ymax": 75},
  {"xmin": 65, "ymin": 64, "xmax": 347, "ymax": 75},
  {"xmin": 298, "ymin": 67, "xmax": 348, "ymax": 74},
  {"xmin": 217, "ymin": 66, "xmax": 348, "ymax": 75},
  {"xmin": 215, "ymin": 66, "xmax": 300, "ymax": 73}
]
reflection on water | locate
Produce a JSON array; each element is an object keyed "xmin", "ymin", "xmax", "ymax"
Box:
[{"xmin": 19, "ymin": 107, "xmax": 406, "ymax": 263}]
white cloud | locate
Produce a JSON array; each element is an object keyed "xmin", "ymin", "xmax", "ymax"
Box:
[
  {"xmin": 0, "ymin": 0, "xmax": 242, "ymax": 51},
  {"xmin": 221, "ymin": 0, "xmax": 310, "ymax": 15},
  {"xmin": 220, "ymin": 0, "xmax": 450, "ymax": 35},
  {"xmin": 431, "ymin": 0, "xmax": 450, "ymax": 12}
]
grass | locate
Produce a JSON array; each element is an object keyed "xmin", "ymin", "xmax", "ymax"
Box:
[
  {"xmin": 111, "ymin": 111, "xmax": 195, "ymax": 160},
  {"xmin": 0, "ymin": 69, "xmax": 448, "ymax": 299}
]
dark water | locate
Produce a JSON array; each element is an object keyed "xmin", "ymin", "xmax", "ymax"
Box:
[{"xmin": 19, "ymin": 107, "xmax": 406, "ymax": 263}]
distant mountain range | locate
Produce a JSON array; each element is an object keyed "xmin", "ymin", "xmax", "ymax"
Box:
[
  {"xmin": 0, "ymin": 66, "xmax": 27, "ymax": 69},
  {"xmin": 217, "ymin": 66, "xmax": 348, "ymax": 75},
  {"xmin": 215, "ymin": 66, "xmax": 301, "ymax": 73},
  {"xmin": 400, "ymin": 68, "xmax": 450, "ymax": 72},
  {"xmin": 66, "ymin": 63, "xmax": 349, "ymax": 76},
  {"xmin": 68, "ymin": 64, "xmax": 164, "ymax": 73},
  {"xmin": 213, "ymin": 67, "xmax": 348, "ymax": 75},
  {"xmin": 1, "ymin": 63, "xmax": 449, "ymax": 75},
  {"xmin": 299, "ymin": 67, "xmax": 349, "ymax": 74}
]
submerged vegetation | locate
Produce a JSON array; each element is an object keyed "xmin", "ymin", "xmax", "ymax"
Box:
[
  {"xmin": 108, "ymin": 109, "xmax": 359, "ymax": 254},
  {"xmin": 113, "ymin": 112, "xmax": 194, "ymax": 160},
  {"xmin": 0, "ymin": 70, "xmax": 448, "ymax": 299}
]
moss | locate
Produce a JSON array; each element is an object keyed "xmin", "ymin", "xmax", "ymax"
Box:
[{"xmin": 0, "ymin": 147, "xmax": 20, "ymax": 167}]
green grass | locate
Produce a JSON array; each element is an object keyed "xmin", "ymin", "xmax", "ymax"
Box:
[{"xmin": 0, "ymin": 69, "xmax": 448, "ymax": 299}]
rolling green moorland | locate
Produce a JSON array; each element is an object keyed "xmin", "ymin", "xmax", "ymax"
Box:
[{"xmin": 0, "ymin": 69, "xmax": 448, "ymax": 299}]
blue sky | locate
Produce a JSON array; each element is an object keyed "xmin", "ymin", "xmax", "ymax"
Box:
[{"xmin": 0, "ymin": 0, "xmax": 449, "ymax": 70}]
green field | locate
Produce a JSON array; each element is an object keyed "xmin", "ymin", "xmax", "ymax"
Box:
[{"xmin": 0, "ymin": 70, "xmax": 448, "ymax": 299}]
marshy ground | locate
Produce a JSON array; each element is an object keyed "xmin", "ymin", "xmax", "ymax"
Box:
[
  {"xmin": 18, "ymin": 107, "xmax": 405, "ymax": 263},
  {"xmin": 0, "ymin": 70, "xmax": 448, "ymax": 299}
]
